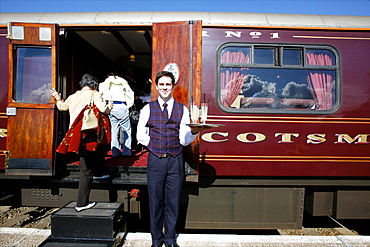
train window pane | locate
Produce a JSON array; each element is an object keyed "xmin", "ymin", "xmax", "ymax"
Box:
[
  {"xmin": 306, "ymin": 49, "xmax": 336, "ymax": 66},
  {"xmin": 14, "ymin": 47, "xmax": 52, "ymax": 104},
  {"xmin": 220, "ymin": 47, "xmax": 251, "ymax": 63},
  {"xmin": 219, "ymin": 67, "xmax": 336, "ymax": 111},
  {"xmin": 254, "ymin": 48, "xmax": 275, "ymax": 64},
  {"xmin": 218, "ymin": 45, "xmax": 338, "ymax": 113},
  {"xmin": 283, "ymin": 48, "xmax": 302, "ymax": 65}
]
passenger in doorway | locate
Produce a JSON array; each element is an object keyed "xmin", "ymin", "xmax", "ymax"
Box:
[
  {"xmin": 137, "ymin": 71, "xmax": 210, "ymax": 247},
  {"xmin": 99, "ymin": 73, "xmax": 134, "ymax": 157},
  {"xmin": 50, "ymin": 73, "xmax": 113, "ymax": 212},
  {"xmin": 138, "ymin": 70, "xmax": 152, "ymax": 106},
  {"xmin": 124, "ymin": 66, "xmax": 138, "ymax": 94},
  {"xmin": 124, "ymin": 66, "xmax": 144, "ymax": 152}
]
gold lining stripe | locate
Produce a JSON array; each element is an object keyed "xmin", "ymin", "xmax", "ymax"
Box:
[
  {"xmin": 202, "ymin": 155, "xmax": 370, "ymax": 163},
  {"xmin": 205, "ymin": 158, "xmax": 370, "ymax": 163},
  {"xmin": 207, "ymin": 119, "xmax": 370, "ymax": 124},
  {"xmin": 206, "ymin": 115, "xmax": 370, "ymax": 124},
  {"xmin": 209, "ymin": 115, "xmax": 370, "ymax": 121},
  {"xmin": 206, "ymin": 155, "xmax": 370, "ymax": 159},
  {"xmin": 293, "ymin": 35, "xmax": 370, "ymax": 40}
]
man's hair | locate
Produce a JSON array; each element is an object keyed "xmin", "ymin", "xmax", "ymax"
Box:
[
  {"xmin": 155, "ymin": 71, "xmax": 175, "ymax": 85},
  {"xmin": 79, "ymin": 73, "xmax": 99, "ymax": 90}
]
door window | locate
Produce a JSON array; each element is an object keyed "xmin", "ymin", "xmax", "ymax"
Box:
[{"xmin": 14, "ymin": 46, "xmax": 52, "ymax": 104}]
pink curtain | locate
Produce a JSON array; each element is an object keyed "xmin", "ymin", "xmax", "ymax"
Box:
[
  {"xmin": 220, "ymin": 51, "xmax": 250, "ymax": 107},
  {"xmin": 306, "ymin": 53, "xmax": 333, "ymax": 110}
]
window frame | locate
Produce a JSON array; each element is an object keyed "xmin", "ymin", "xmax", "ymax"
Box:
[
  {"xmin": 13, "ymin": 44, "xmax": 52, "ymax": 104},
  {"xmin": 216, "ymin": 42, "xmax": 341, "ymax": 115}
]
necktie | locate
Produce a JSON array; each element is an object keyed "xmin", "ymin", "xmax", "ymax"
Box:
[{"xmin": 163, "ymin": 103, "xmax": 168, "ymax": 118}]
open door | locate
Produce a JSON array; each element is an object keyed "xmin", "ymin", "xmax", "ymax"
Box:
[
  {"xmin": 6, "ymin": 22, "xmax": 58, "ymax": 175},
  {"xmin": 152, "ymin": 20, "xmax": 202, "ymax": 181}
]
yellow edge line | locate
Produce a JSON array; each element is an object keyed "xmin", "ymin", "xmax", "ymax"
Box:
[
  {"xmin": 207, "ymin": 119, "xmax": 370, "ymax": 124},
  {"xmin": 293, "ymin": 35, "xmax": 370, "ymax": 40},
  {"xmin": 205, "ymin": 158, "xmax": 370, "ymax": 163},
  {"xmin": 209, "ymin": 115, "xmax": 370, "ymax": 121},
  {"xmin": 206, "ymin": 155, "xmax": 370, "ymax": 159}
]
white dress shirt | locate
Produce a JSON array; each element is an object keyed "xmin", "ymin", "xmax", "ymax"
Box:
[{"xmin": 136, "ymin": 97, "xmax": 198, "ymax": 147}]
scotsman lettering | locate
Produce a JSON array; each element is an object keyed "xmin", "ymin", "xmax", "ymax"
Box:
[
  {"xmin": 202, "ymin": 132, "xmax": 370, "ymax": 144},
  {"xmin": 335, "ymin": 134, "xmax": 370, "ymax": 144},
  {"xmin": 0, "ymin": 128, "xmax": 7, "ymax": 138}
]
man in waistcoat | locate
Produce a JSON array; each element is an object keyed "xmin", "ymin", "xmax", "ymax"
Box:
[{"xmin": 137, "ymin": 71, "xmax": 209, "ymax": 247}]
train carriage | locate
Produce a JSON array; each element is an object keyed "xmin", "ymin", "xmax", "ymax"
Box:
[{"xmin": 0, "ymin": 11, "xmax": 370, "ymax": 230}]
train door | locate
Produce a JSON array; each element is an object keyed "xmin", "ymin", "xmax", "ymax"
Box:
[
  {"xmin": 152, "ymin": 21, "xmax": 202, "ymax": 180},
  {"xmin": 6, "ymin": 22, "xmax": 58, "ymax": 175}
]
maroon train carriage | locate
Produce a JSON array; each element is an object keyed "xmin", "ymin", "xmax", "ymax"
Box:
[{"xmin": 0, "ymin": 12, "xmax": 369, "ymax": 230}]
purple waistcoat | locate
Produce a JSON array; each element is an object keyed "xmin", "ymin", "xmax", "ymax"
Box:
[{"xmin": 147, "ymin": 99, "xmax": 184, "ymax": 157}]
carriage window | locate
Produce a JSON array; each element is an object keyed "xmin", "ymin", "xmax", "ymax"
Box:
[
  {"xmin": 283, "ymin": 48, "xmax": 302, "ymax": 66},
  {"xmin": 306, "ymin": 49, "xmax": 336, "ymax": 66},
  {"xmin": 14, "ymin": 46, "xmax": 52, "ymax": 104},
  {"xmin": 218, "ymin": 44, "xmax": 338, "ymax": 113},
  {"xmin": 220, "ymin": 47, "xmax": 251, "ymax": 64},
  {"xmin": 254, "ymin": 48, "xmax": 275, "ymax": 65}
]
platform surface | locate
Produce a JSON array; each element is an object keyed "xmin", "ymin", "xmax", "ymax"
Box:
[{"xmin": 1, "ymin": 228, "xmax": 370, "ymax": 247}]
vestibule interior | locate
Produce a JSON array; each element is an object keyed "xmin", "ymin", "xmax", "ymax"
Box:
[{"xmin": 57, "ymin": 27, "xmax": 153, "ymax": 134}]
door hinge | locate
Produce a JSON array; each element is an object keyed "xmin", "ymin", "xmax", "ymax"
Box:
[{"xmin": 3, "ymin": 151, "xmax": 9, "ymax": 169}]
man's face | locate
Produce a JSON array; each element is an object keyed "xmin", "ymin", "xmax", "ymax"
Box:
[{"xmin": 156, "ymin": 76, "xmax": 174, "ymax": 101}]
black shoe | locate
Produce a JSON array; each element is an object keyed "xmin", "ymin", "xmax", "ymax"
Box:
[{"xmin": 164, "ymin": 244, "xmax": 179, "ymax": 247}]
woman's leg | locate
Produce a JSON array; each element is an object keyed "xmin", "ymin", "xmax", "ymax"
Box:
[{"xmin": 76, "ymin": 154, "xmax": 93, "ymax": 207}]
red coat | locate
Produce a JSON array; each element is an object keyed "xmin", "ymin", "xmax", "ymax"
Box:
[{"xmin": 56, "ymin": 104, "xmax": 111, "ymax": 155}]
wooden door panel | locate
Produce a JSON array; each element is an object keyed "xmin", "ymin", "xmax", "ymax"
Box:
[
  {"xmin": 152, "ymin": 21, "xmax": 202, "ymax": 179},
  {"xmin": 7, "ymin": 108, "xmax": 54, "ymax": 159},
  {"xmin": 152, "ymin": 21, "xmax": 202, "ymax": 106},
  {"xmin": 6, "ymin": 22, "xmax": 58, "ymax": 175}
]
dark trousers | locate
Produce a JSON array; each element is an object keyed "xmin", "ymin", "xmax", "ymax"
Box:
[
  {"xmin": 77, "ymin": 145, "xmax": 105, "ymax": 207},
  {"xmin": 147, "ymin": 152, "xmax": 185, "ymax": 246}
]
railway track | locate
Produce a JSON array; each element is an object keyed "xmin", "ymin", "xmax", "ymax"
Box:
[
  {"xmin": 0, "ymin": 206, "xmax": 58, "ymax": 229},
  {"xmin": 0, "ymin": 192, "xmax": 367, "ymax": 235},
  {"xmin": 0, "ymin": 205, "xmax": 362, "ymax": 236}
]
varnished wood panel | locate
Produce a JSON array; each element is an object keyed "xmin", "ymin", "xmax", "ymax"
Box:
[
  {"xmin": 9, "ymin": 22, "xmax": 57, "ymax": 46},
  {"xmin": 152, "ymin": 21, "xmax": 202, "ymax": 175},
  {"xmin": 7, "ymin": 108, "xmax": 54, "ymax": 159},
  {"xmin": 8, "ymin": 22, "xmax": 58, "ymax": 103},
  {"xmin": 6, "ymin": 22, "xmax": 58, "ymax": 172},
  {"xmin": 152, "ymin": 21, "xmax": 202, "ymax": 107}
]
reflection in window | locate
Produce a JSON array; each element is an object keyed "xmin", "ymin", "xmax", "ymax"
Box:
[
  {"xmin": 15, "ymin": 46, "xmax": 52, "ymax": 104},
  {"xmin": 219, "ymin": 45, "xmax": 338, "ymax": 112}
]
